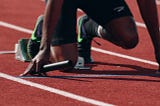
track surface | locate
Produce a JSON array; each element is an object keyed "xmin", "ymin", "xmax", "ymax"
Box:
[{"xmin": 0, "ymin": 0, "xmax": 160, "ymax": 106}]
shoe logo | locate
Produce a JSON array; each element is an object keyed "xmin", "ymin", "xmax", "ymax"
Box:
[{"xmin": 113, "ymin": 6, "xmax": 125, "ymax": 12}]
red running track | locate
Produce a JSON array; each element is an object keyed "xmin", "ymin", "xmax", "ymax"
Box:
[{"xmin": 0, "ymin": 0, "xmax": 160, "ymax": 106}]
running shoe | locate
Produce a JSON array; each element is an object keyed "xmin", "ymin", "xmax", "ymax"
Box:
[
  {"xmin": 27, "ymin": 15, "xmax": 43, "ymax": 59},
  {"xmin": 77, "ymin": 15, "xmax": 94, "ymax": 64}
]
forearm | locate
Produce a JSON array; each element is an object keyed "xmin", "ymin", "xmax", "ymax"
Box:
[
  {"xmin": 40, "ymin": 0, "xmax": 63, "ymax": 51},
  {"xmin": 137, "ymin": 0, "xmax": 160, "ymax": 50}
]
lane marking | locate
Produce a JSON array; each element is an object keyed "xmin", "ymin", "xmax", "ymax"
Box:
[
  {"xmin": 0, "ymin": 51, "xmax": 15, "ymax": 54},
  {"xmin": 92, "ymin": 47, "xmax": 158, "ymax": 66},
  {"xmin": 0, "ymin": 21, "xmax": 32, "ymax": 34},
  {"xmin": 0, "ymin": 72, "xmax": 114, "ymax": 106},
  {"xmin": 0, "ymin": 21, "xmax": 158, "ymax": 66},
  {"xmin": 136, "ymin": 22, "xmax": 146, "ymax": 28}
]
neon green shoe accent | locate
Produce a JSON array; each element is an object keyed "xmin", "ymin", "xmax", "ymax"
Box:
[
  {"xmin": 31, "ymin": 22, "xmax": 39, "ymax": 40},
  {"xmin": 31, "ymin": 32, "xmax": 37, "ymax": 40},
  {"xmin": 77, "ymin": 17, "xmax": 83, "ymax": 43},
  {"xmin": 31, "ymin": 15, "xmax": 43, "ymax": 41}
]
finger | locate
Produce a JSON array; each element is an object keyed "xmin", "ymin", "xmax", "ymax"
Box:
[
  {"xmin": 35, "ymin": 61, "xmax": 43, "ymax": 73},
  {"xmin": 19, "ymin": 61, "xmax": 36, "ymax": 76}
]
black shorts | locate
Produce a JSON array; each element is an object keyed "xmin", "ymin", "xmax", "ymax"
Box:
[{"xmin": 52, "ymin": 0, "xmax": 133, "ymax": 46}]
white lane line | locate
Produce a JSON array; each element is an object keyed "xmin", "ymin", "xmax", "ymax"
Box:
[
  {"xmin": 136, "ymin": 22, "xmax": 146, "ymax": 28},
  {"xmin": 0, "ymin": 51, "xmax": 15, "ymax": 54},
  {"xmin": 0, "ymin": 73, "xmax": 114, "ymax": 106},
  {"xmin": 0, "ymin": 21, "xmax": 32, "ymax": 34},
  {"xmin": 0, "ymin": 21, "xmax": 158, "ymax": 66},
  {"xmin": 92, "ymin": 47, "xmax": 158, "ymax": 66}
]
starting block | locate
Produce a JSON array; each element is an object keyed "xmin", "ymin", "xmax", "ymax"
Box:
[{"xmin": 15, "ymin": 38, "xmax": 31, "ymax": 62}]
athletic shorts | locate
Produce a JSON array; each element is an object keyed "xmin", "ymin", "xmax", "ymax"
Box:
[{"xmin": 51, "ymin": 0, "xmax": 133, "ymax": 46}]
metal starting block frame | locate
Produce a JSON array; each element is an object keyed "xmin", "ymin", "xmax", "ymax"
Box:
[{"xmin": 15, "ymin": 38, "xmax": 31, "ymax": 62}]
